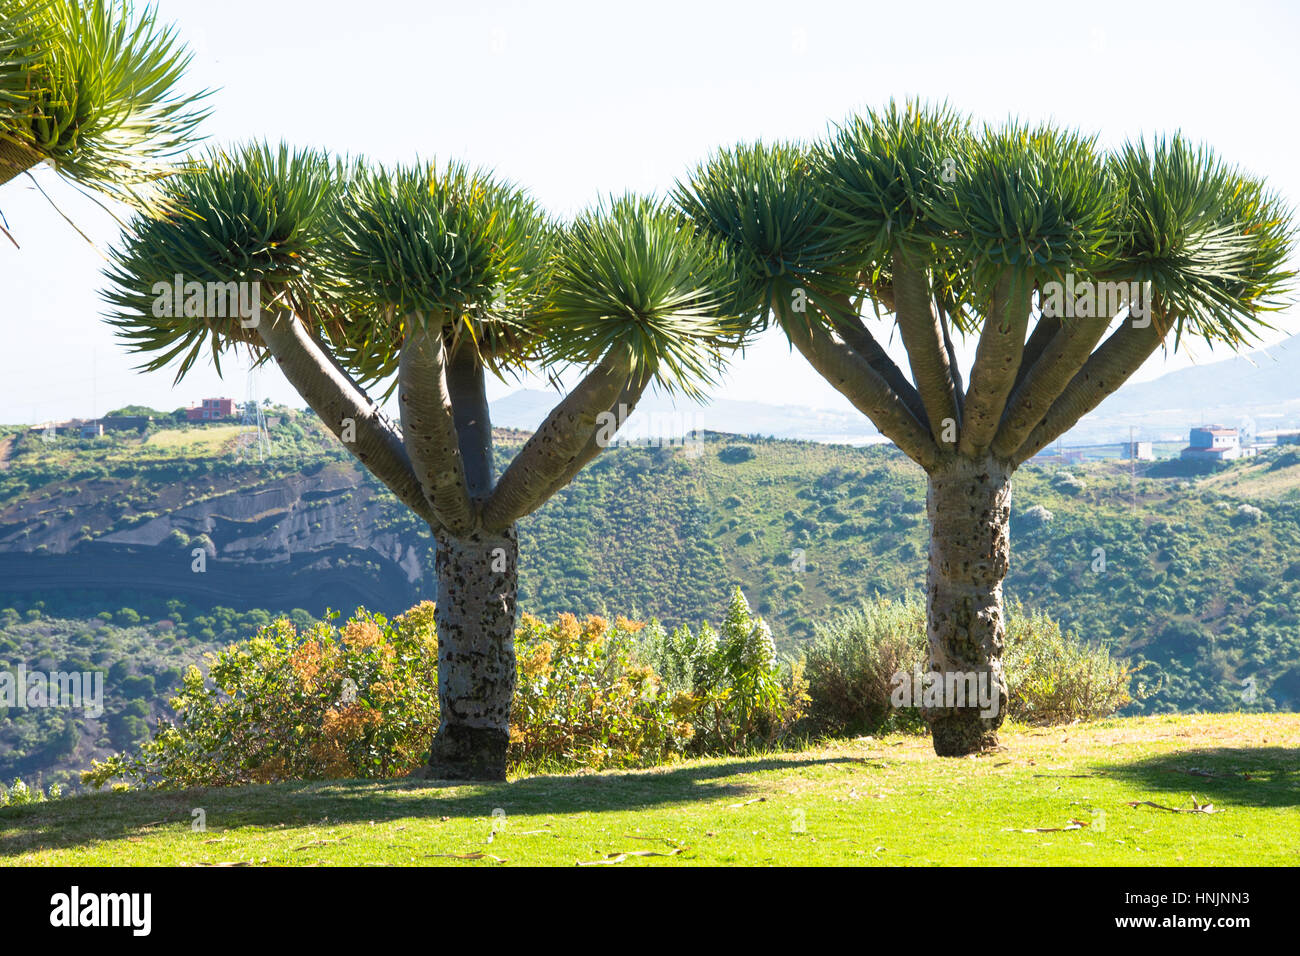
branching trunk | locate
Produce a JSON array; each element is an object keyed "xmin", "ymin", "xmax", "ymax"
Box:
[
  {"xmin": 958, "ymin": 272, "xmax": 1030, "ymax": 457},
  {"xmin": 257, "ymin": 312, "xmax": 438, "ymax": 526},
  {"xmin": 1013, "ymin": 315, "xmax": 1168, "ymax": 463},
  {"xmin": 427, "ymin": 525, "xmax": 518, "ymax": 781},
  {"xmin": 991, "ymin": 313, "xmax": 1112, "ymax": 459},
  {"xmin": 445, "ymin": 336, "xmax": 495, "ymax": 498},
  {"xmin": 481, "ymin": 351, "xmax": 630, "ymax": 531},
  {"xmin": 783, "ymin": 307, "xmax": 941, "ymax": 470},
  {"xmin": 532, "ymin": 369, "xmax": 652, "ymax": 506},
  {"xmin": 397, "ymin": 321, "xmax": 476, "ymax": 535},
  {"xmin": 893, "ymin": 252, "xmax": 962, "ymax": 449},
  {"xmin": 925, "ymin": 455, "xmax": 1011, "ymax": 756},
  {"xmin": 822, "ymin": 293, "xmax": 930, "ymax": 429}
]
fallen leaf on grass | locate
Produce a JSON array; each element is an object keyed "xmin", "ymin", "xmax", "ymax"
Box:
[
  {"xmin": 292, "ymin": 837, "xmax": 350, "ymax": 851},
  {"xmin": 185, "ymin": 858, "xmax": 267, "ymax": 867},
  {"xmin": 1005, "ymin": 819, "xmax": 1090, "ymax": 833},
  {"xmin": 1126, "ymin": 797, "xmax": 1220, "ymax": 814},
  {"xmin": 425, "ymin": 852, "xmax": 508, "ymax": 863},
  {"xmin": 576, "ymin": 848, "xmax": 684, "ymax": 866}
]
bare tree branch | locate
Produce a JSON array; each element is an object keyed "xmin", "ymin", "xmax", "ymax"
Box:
[
  {"xmin": 821, "ymin": 292, "xmax": 931, "ymax": 430},
  {"xmin": 991, "ymin": 312, "xmax": 1113, "ymax": 460},
  {"xmin": 397, "ymin": 320, "xmax": 477, "ymax": 536},
  {"xmin": 256, "ymin": 312, "xmax": 439, "ymax": 527},
  {"xmin": 1013, "ymin": 313, "xmax": 1171, "ymax": 463},
  {"xmin": 481, "ymin": 350, "xmax": 631, "ymax": 532},
  {"xmin": 530, "ymin": 368, "xmax": 654, "ymax": 508},
  {"xmin": 893, "ymin": 252, "xmax": 962, "ymax": 449},
  {"xmin": 958, "ymin": 271, "xmax": 1031, "ymax": 457},
  {"xmin": 781, "ymin": 302, "xmax": 941, "ymax": 470}
]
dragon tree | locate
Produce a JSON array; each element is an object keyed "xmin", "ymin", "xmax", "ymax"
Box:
[
  {"xmin": 0, "ymin": 0, "xmax": 206, "ymax": 214},
  {"xmin": 679, "ymin": 102, "xmax": 1294, "ymax": 756},
  {"xmin": 103, "ymin": 144, "xmax": 738, "ymax": 779}
]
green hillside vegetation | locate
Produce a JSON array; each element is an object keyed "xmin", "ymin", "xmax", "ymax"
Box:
[{"xmin": 2, "ymin": 414, "xmax": 1299, "ymax": 789}]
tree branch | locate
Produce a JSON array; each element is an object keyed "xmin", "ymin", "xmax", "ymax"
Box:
[
  {"xmin": 397, "ymin": 320, "xmax": 477, "ymax": 536},
  {"xmin": 821, "ymin": 292, "xmax": 931, "ymax": 431},
  {"xmin": 958, "ymin": 271, "xmax": 1031, "ymax": 457},
  {"xmin": 256, "ymin": 311, "xmax": 439, "ymax": 527},
  {"xmin": 481, "ymin": 350, "xmax": 631, "ymax": 532},
  {"xmin": 445, "ymin": 335, "xmax": 495, "ymax": 499},
  {"xmin": 991, "ymin": 312, "xmax": 1112, "ymax": 460},
  {"xmin": 1013, "ymin": 313, "xmax": 1170, "ymax": 463},
  {"xmin": 893, "ymin": 252, "xmax": 962, "ymax": 450},
  {"xmin": 531, "ymin": 368, "xmax": 654, "ymax": 508},
  {"xmin": 781, "ymin": 301, "xmax": 941, "ymax": 470}
]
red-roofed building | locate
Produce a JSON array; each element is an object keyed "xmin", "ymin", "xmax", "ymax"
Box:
[
  {"xmin": 187, "ymin": 398, "xmax": 235, "ymax": 421},
  {"xmin": 1181, "ymin": 425, "xmax": 1252, "ymax": 461}
]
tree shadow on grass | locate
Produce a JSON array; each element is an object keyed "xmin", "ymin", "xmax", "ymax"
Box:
[
  {"xmin": 0, "ymin": 755, "xmax": 863, "ymax": 858},
  {"xmin": 1091, "ymin": 746, "xmax": 1300, "ymax": 809}
]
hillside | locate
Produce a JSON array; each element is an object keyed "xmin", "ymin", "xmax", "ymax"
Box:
[
  {"xmin": 2, "ymin": 415, "xmax": 1300, "ymax": 788},
  {"xmin": 3, "ymin": 714, "xmax": 1297, "ymax": 866}
]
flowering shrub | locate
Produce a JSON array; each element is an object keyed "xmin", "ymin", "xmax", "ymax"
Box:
[
  {"xmin": 80, "ymin": 590, "xmax": 1116, "ymax": 791},
  {"xmin": 83, "ymin": 604, "xmax": 440, "ymax": 788},
  {"xmin": 642, "ymin": 589, "xmax": 809, "ymax": 754},
  {"xmin": 0, "ymin": 778, "xmax": 60, "ymax": 807},
  {"xmin": 510, "ymin": 613, "xmax": 687, "ymax": 770}
]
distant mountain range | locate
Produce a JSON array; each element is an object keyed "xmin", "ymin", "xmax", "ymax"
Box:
[{"xmin": 488, "ymin": 333, "xmax": 1300, "ymax": 448}]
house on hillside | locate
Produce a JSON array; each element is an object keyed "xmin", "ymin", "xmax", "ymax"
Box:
[
  {"xmin": 187, "ymin": 398, "xmax": 235, "ymax": 421},
  {"xmin": 1181, "ymin": 425, "xmax": 1253, "ymax": 462},
  {"xmin": 1121, "ymin": 440, "xmax": 1154, "ymax": 460}
]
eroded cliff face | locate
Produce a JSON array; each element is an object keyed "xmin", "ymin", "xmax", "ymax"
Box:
[{"xmin": 0, "ymin": 459, "xmax": 429, "ymax": 614}]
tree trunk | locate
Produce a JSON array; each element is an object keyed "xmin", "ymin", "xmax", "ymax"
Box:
[
  {"xmin": 427, "ymin": 525, "xmax": 518, "ymax": 781},
  {"xmin": 924, "ymin": 455, "xmax": 1011, "ymax": 756}
]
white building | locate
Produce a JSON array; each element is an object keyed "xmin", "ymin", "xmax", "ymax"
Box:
[
  {"xmin": 1121, "ymin": 440, "xmax": 1154, "ymax": 460},
  {"xmin": 1181, "ymin": 425, "xmax": 1254, "ymax": 462}
]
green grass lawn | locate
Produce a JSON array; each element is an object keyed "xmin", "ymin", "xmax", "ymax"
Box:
[{"xmin": 2, "ymin": 713, "xmax": 1296, "ymax": 866}]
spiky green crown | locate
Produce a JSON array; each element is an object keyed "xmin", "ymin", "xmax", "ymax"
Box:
[
  {"xmin": 104, "ymin": 150, "xmax": 746, "ymax": 399},
  {"xmin": 537, "ymin": 194, "xmax": 743, "ymax": 399},
  {"xmin": 677, "ymin": 100, "xmax": 1295, "ymax": 348},
  {"xmin": 0, "ymin": 0, "xmax": 208, "ymax": 209},
  {"xmin": 319, "ymin": 159, "xmax": 555, "ymax": 382},
  {"xmin": 1108, "ymin": 136, "xmax": 1295, "ymax": 347},
  {"xmin": 103, "ymin": 142, "xmax": 337, "ymax": 380},
  {"xmin": 674, "ymin": 140, "xmax": 850, "ymax": 326}
]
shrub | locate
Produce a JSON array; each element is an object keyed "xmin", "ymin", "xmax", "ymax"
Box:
[
  {"xmin": 642, "ymin": 588, "xmax": 808, "ymax": 754},
  {"xmin": 802, "ymin": 596, "xmax": 1134, "ymax": 736},
  {"xmin": 802, "ymin": 596, "xmax": 927, "ymax": 737},
  {"xmin": 1003, "ymin": 603, "xmax": 1135, "ymax": 724},
  {"xmin": 84, "ymin": 604, "xmax": 440, "ymax": 788},
  {"xmin": 510, "ymin": 613, "xmax": 683, "ymax": 770}
]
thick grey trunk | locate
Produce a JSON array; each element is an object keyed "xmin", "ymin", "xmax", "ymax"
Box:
[
  {"xmin": 924, "ymin": 455, "xmax": 1011, "ymax": 756},
  {"xmin": 427, "ymin": 525, "xmax": 518, "ymax": 781}
]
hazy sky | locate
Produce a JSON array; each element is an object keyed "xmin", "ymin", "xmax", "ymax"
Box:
[{"xmin": 2, "ymin": 0, "xmax": 1297, "ymax": 424}]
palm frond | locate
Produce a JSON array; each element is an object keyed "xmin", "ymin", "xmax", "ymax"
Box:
[
  {"xmin": 320, "ymin": 158, "xmax": 554, "ymax": 383},
  {"xmin": 537, "ymin": 193, "xmax": 741, "ymax": 400},
  {"xmin": 102, "ymin": 141, "xmax": 336, "ymax": 382},
  {"xmin": 0, "ymin": 0, "xmax": 209, "ymax": 210}
]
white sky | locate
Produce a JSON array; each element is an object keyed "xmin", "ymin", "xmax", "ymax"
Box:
[{"xmin": 2, "ymin": 0, "xmax": 1298, "ymax": 424}]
